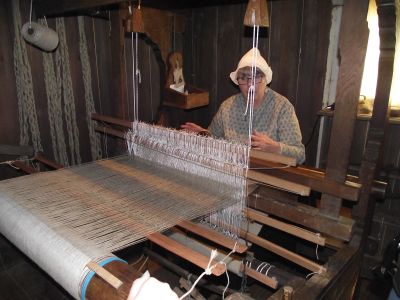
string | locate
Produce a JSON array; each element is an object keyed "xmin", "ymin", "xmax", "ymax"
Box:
[
  {"xmin": 267, "ymin": 2, "xmax": 272, "ymax": 63},
  {"xmin": 92, "ymin": 18, "xmax": 102, "ymax": 115},
  {"xmin": 0, "ymin": 161, "xmax": 21, "ymax": 170},
  {"xmin": 29, "ymin": 0, "xmax": 33, "ymax": 28},
  {"xmin": 138, "ymin": 256, "xmax": 148, "ymax": 272},
  {"xmin": 179, "ymin": 243, "xmax": 238, "ymax": 300},
  {"xmin": 315, "ymin": 233, "xmax": 321, "ymax": 260},
  {"xmin": 306, "ymin": 271, "xmax": 320, "ymax": 279},
  {"xmin": 178, "ymin": 250, "xmax": 218, "ymax": 299},
  {"xmin": 131, "ymin": 32, "xmax": 137, "ymax": 121},
  {"xmin": 294, "ymin": 0, "xmax": 305, "ymax": 108},
  {"xmin": 124, "ymin": 35, "xmax": 130, "ymax": 118},
  {"xmin": 135, "ymin": 32, "xmax": 140, "ymax": 121},
  {"xmin": 222, "ymin": 262, "xmax": 230, "ymax": 299},
  {"xmin": 148, "ymin": 47, "xmax": 154, "ymax": 121},
  {"xmin": 243, "ymin": 10, "xmax": 260, "ymax": 179}
]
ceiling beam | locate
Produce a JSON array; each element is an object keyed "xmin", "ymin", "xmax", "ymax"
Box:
[
  {"xmin": 35, "ymin": 0, "xmax": 124, "ymax": 17},
  {"xmin": 35, "ymin": 0, "xmax": 248, "ymax": 17}
]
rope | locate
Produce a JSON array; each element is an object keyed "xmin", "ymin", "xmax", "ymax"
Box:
[
  {"xmin": 179, "ymin": 243, "xmax": 238, "ymax": 299},
  {"xmin": 78, "ymin": 16, "xmax": 102, "ymax": 161},
  {"xmin": 40, "ymin": 18, "xmax": 69, "ymax": 165},
  {"xmin": 243, "ymin": 12, "xmax": 260, "ymax": 179},
  {"xmin": 12, "ymin": 0, "xmax": 43, "ymax": 154},
  {"xmin": 56, "ymin": 17, "xmax": 81, "ymax": 165}
]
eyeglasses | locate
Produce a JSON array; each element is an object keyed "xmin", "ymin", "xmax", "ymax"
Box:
[{"xmin": 237, "ymin": 74, "xmax": 264, "ymax": 85}]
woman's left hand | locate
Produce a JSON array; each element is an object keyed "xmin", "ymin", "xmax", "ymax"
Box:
[{"xmin": 251, "ymin": 130, "xmax": 281, "ymax": 153}]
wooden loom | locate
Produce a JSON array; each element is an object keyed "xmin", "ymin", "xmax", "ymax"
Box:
[
  {"xmin": 0, "ymin": 0, "xmax": 396, "ymax": 299},
  {"xmin": 89, "ymin": 0, "xmax": 395, "ymax": 297}
]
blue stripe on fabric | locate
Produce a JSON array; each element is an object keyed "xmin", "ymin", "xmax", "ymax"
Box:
[{"xmin": 80, "ymin": 256, "xmax": 127, "ymax": 300}]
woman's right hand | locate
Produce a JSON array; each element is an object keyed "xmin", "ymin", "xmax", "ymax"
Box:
[{"xmin": 180, "ymin": 122, "xmax": 208, "ymax": 135}]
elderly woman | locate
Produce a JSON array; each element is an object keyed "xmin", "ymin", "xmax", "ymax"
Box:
[{"xmin": 181, "ymin": 47, "xmax": 305, "ymax": 164}]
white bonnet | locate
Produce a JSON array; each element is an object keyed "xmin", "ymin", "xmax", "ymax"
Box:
[{"xmin": 229, "ymin": 47, "xmax": 273, "ymax": 85}]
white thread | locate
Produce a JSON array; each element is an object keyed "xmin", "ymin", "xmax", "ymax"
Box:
[
  {"xmin": 92, "ymin": 18, "xmax": 102, "ymax": 114},
  {"xmin": 138, "ymin": 256, "xmax": 149, "ymax": 272},
  {"xmin": 315, "ymin": 233, "xmax": 321, "ymax": 260},
  {"xmin": 294, "ymin": 0, "xmax": 305, "ymax": 108},
  {"xmin": 179, "ymin": 244, "xmax": 237, "ymax": 300},
  {"xmin": 0, "ymin": 161, "xmax": 20, "ymax": 170},
  {"xmin": 306, "ymin": 271, "xmax": 320, "ymax": 279},
  {"xmin": 222, "ymin": 262, "xmax": 230, "ymax": 299},
  {"xmin": 148, "ymin": 47, "xmax": 154, "ymax": 121},
  {"xmin": 179, "ymin": 250, "xmax": 218, "ymax": 299},
  {"xmin": 131, "ymin": 32, "xmax": 138, "ymax": 122},
  {"xmin": 265, "ymin": 265, "xmax": 273, "ymax": 277},
  {"xmin": 256, "ymin": 261, "xmax": 267, "ymax": 272},
  {"xmin": 29, "ymin": 0, "xmax": 33, "ymax": 26},
  {"xmin": 124, "ymin": 35, "xmax": 130, "ymax": 118}
]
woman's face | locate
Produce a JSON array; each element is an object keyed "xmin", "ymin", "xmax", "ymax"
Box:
[{"xmin": 236, "ymin": 67, "xmax": 267, "ymax": 102}]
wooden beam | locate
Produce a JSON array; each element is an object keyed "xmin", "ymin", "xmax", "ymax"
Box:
[
  {"xmin": 251, "ymin": 157, "xmax": 360, "ymax": 201},
  {"xmin": 148, "ymin": 232, "xmax": 226, "ymax": 276},
  {"xmin": 177, "ymin": 220, "xmax": 247, "ymax": 253},
  {"xmin": 246, "ymin": 208, "xmax": 326, "ymax": 246},
  {"xmin": 248, "ymin": 192, "xmax": 354, "ymax": 241},
  {"xmin": 291, "ymin": 235, "xmax": 361, "ymax": 299},
  {"xmin": 250, "ymin": 149, "xmax": 297, "ymax": 166},
  {"xmin": 353, "ymin": 0, "xmax": 397, "ymax": 234},
  {"xmin": 95, "ymin": 125, "xmax": 126, "ymax": 139},
  {"xmin": 34, "ymin": 152, "xmax": 64, "ymax": 169},
  {"xmin": 11, "ymin": 161, "xmax": 38, "ymax": 174},
  {"xmin": 247, "ymin": 170, "xmax": 311, "ymax": 196},
  {"xmin": 242, "ymin": 265, "xmax": 278, "ymax": 289},
  {"xmin": 319, "ymin": 0, "xmax": 369, "ymax": 217},
  {"xmin": 240, "ymin": 229, "xmax": 326, "ymax": 273},
  {"xmin": 35, "ymin": 0, "xmax": 125, "ymax": 17},
  {"xmin": 92, "ymin": 113, "xmax": 133, "ymax": 128}
]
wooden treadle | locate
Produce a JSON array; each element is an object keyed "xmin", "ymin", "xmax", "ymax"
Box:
[
  {"xmin": 177, "ymin": 220, "xmax": 247, "ymax": 253},
  {"xmin": 148, "ymin": 232, "xmax": 226, "ymax": 276}
]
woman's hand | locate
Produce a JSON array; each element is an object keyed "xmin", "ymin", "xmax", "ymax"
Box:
[
  {"xmin": 251, "ymin": 130, "xmax": 281, "ymax": 153},
  {"xmin": 181, "ymin": 122, "xmax": 210, "ymax": 136}
]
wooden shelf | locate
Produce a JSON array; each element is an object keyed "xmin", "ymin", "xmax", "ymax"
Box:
[
  {"xmin": 164, "ymin": 85, "xmax": 209, "ymax": 110},
  {"xmin": 317, "ymin": 108, "xmax": 400, "ymax": 124}
]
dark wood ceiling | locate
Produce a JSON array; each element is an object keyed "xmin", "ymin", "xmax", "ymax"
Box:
[{"xmin": 34, "ymin": 0, "xmax": 248, "ymax": 17}]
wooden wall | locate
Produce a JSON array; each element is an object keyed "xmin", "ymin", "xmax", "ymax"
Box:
[
  {"xmin": 0, "ymin": 0, "xmax": 395, "ymax": 173},
  {"xmin": 171, "ymin": 0, "xmax": 331, "ymax": 166},
  {"xmin": 0, "ymin": 0, "xmax": 332, "ymax": 169}
]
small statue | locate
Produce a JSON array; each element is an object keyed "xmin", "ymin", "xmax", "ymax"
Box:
[{"xmin": 166, "ymin": 52, "xmax": 185, "ymax": 93}]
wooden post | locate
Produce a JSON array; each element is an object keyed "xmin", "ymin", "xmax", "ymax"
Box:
[
  {"xmin": 353, "ymin": 0, "xmax": 396, "ymax": 235},
  {"xmin": 319, "ymin": 0, "xmax": 369, "ymax": 218}
]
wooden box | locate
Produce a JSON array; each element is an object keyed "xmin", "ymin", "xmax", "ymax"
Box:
[{"xmin": 164, "ymin": 85, "xmax": 209, "ymax": 110}]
